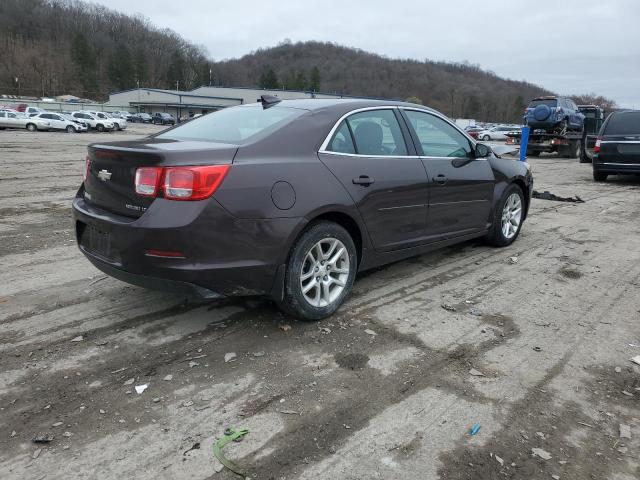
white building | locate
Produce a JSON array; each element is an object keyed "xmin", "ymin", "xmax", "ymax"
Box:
[{"xmin": 107, "ymin": 86, "xmax": 353, "ymax": 119}]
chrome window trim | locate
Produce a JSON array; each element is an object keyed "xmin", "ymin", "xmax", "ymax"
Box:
[
  {"xmin": 318, "ymin": 104, "xmax": 484, "ymax": 161},
  {"xmin": 318, "ymin": 106, "xmax": 405, "ymax": 156},
  {"xmin": 600, "ymin": 141, "xmax": 640, "ymax": 144}
]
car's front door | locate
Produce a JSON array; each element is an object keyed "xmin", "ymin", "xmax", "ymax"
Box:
[
  {"xmin": 319, "ymin": 108, "xmax": 429, "ymax": 252},
  {"xmin": 401, "ymin": 109, "xmax": 494, "ymax": 240}
]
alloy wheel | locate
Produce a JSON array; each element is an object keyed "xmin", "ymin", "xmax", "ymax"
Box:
[
  {"xmin": 300, "ymin": 238, "xmax": 350, "ymax": 308},
  {"xmin": 501, "ymin": 193, "xmax": 522, "ymax": 239}
]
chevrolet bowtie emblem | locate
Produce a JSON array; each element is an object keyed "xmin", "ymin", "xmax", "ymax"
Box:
[{"xmin": 97, "ymin": 169, "xmax": 112, "ymax": 181}]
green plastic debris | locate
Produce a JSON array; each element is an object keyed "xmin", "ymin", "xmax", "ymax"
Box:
[{"xmin": 212, "ymin": 427, "xmax": 249, "ymax": 476}]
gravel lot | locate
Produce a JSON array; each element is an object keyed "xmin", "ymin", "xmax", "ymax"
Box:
[{"xmin": 1, "ymin": 124, "xmax": 639, "ymax": 479}]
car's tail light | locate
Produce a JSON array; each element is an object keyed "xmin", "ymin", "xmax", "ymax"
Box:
[
  {"xmin": 135, "ymin": 167, "xmax": 162, "ymax": 197},
  {"xmin": 163, "ymin": 165, "xmax": 229, "ymax": 200},
  {"xmin": 84, "ymin": 155, "xmax": 91, "ymax": 181},
  {"xmin": 594, "ymin": 137, "xmax": 602, "ymax": 154},
  {"xmin": 134, "ymin": 165, "xmax": 230, "ymax": 201}
]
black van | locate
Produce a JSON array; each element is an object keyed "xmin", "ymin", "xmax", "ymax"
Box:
[{"xmin": 593, "ymin": 110, "xmax": 640, "ymax": 181}]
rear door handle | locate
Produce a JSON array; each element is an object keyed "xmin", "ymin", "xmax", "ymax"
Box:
[
  {"xmin": 352, "ymin": 175, "xmax": 375, "ymax": 186},
  {"xmin": 434, "ymin": 174, "xmax": 448, "ymax": 185}
]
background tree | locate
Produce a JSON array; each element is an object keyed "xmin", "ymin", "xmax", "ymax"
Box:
[
  {"xmin": 259, "ymin": 68, "xmax": 279, "ymax": 89},
  {"xmin": 309, "ymin": 66, "xmax": 321, "ymax": 92}
]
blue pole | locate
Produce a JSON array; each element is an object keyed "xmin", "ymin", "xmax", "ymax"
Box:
[{"xmin": 520, "ymin": 126, "xmax": 530, "ymax": 161}]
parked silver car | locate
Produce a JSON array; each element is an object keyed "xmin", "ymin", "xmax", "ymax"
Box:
[
  {"xmin": 88, "ymin": 111, "xmax": 127, "ymax": 131},
  {"xmin": 34, "ymin": 112, "xmax": 87, "ymax": 133},
  {"xmin": 0, "ymin": 111, "xmax": 49, "ymax": 131}
]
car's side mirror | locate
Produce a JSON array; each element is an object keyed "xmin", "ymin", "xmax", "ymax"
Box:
[{"xmin": 475, "ymin": 143, "xmax": 492, "ymax": 158}]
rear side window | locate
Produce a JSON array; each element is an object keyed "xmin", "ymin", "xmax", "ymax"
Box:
[
  {"xmin": 156, "ymin": 105, "xmax": 303, "ymax": 144},
  {"xmin": 529, "ymin": 99, "xmax": 557, "ymax": 108},
  {"xmin": 604, "ymin": 112, "xmax": 640, "ymax": 135},
  {"xmin": 327, "ymin": 121, "xmax": 356, "ymax": 154},
  {"xmin": 404, "ymin": 110, "xmax": 472, "ymax": 158},
  {"xmin": 345, "ymin": 109, "xmax": 407, "ymax": 156}
]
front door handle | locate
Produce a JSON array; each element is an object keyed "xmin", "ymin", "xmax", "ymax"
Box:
[
  {"xmin": 352, "ymin": 175, "xmax": 375, "ymax": 186},
  {"xmin": 434, "ymin": 174, "xmax": 448, "ymax": 185}
]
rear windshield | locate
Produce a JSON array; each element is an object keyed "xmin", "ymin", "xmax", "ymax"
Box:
[
  {"xmin": 604, "ymin": 112, "xmax": 640, "ymax": 135},
  {"xmin": 529, "ymin": 99, "xmax": 557, "ymax": 108},
  {"xmin": 156, "ymin": 105, "xmax": 304, "ymax": 144}
]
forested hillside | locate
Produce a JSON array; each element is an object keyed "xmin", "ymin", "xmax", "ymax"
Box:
[
  {"xmin": 214, "ymin": 41, "xmax": 552, "ymax": 122},
  {"xmin": 0, "ymin": 0, "xmax": 211, "ymax": 99},
  {"xmin": 0, "ymin": 0, "xmax": 615, "ymax": 122}
]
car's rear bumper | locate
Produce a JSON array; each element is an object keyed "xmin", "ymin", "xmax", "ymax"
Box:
[
  {"xmin": 593, "ymin": 159, "xmax": 640, "ymax": 174},
  {"xmin": 72, "ymin": 188, "xmax": 303, "ymax": 298}
]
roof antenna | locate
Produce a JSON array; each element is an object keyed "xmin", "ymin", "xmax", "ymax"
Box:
[{"xmin": 258, "ymin": 94, "xmax": 281, "ymax": 109}]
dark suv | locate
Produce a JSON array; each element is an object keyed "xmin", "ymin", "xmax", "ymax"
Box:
[
  {"xmin": 152, "ymin": 112, "xmax": 175, "ymax": 125},
  {"xmin": 524, "ymin": 96, "xmax": 584, "ymax": 132},
  {"xmin": 593, "ymin": 110, "xmax": 640, "ymax": 181}
]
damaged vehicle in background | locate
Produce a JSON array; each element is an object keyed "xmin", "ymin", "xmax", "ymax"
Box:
[
  {"xmin": 524, "ymin": 96, "xmax": 584, "ymax": 133},
  {"xmin": 73, "ymin": 97, "xmax": 533, "ymax": 320},
  {"xmin": 34, "ymin": 112, "xmax": 87, "ymax": 133}
]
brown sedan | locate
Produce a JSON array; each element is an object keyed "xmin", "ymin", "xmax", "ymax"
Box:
[{"xmin": 73, "ymin": 97, "xmax": 533, "ymax": 320}]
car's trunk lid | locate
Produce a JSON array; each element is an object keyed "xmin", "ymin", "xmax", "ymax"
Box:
[{"xmin": 84, "ymin": 138, "xmax": 238, "ymax": 218}]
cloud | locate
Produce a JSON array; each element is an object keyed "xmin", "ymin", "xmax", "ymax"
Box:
[{"xmin": 88, "ymin": 0, "xmax": 640, "ymax": 107}]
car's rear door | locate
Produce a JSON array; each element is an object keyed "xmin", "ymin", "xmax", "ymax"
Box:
[
  {"xmin": 318, "ymin": 107, "xmax": 429, "ymax": 252},
  {"xmin": 400, "ymin": 108, "xmax": 494, "ymax": 240},
  {"xmin": 599, "ymin": 111, "xmax": 640, "ymax": 167}
]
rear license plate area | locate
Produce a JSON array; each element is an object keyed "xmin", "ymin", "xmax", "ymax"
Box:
[
  {"xmin": 81, "ymin": 223, "xmax": 114, "ymax": 260},
  {"xmin": 618, "ymin": 144, "xmax": 640, "ymax": 155}
]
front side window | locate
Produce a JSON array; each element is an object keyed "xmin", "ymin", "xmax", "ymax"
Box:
[
  {"xmin": 344, "ymin": 109, "xmax": 407, "ymax": 156},
  {"xmin": 156, "ymin": 105, "xmax": 304, "ymax": 144},
  {"xmin": 404, "ymin": 110, "xmax": 472, "ymax": 158},
  {"xmin": 327, "ymin": 121, "xmax": 356, "ymax": 154}
]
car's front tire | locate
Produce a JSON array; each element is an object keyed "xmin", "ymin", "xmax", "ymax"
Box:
[
  {"xmin": 485, "ymin": 184, "xmax": 525, "ymax": 247},
  {"xmin": 66, "ymin": 125, "xmax": 76, "ymax": 133},
  {"xmin": 482, "ymin": 134, "xmax": 490, "ymax": 141},
  {"xmin": 26, "ymin": 123, "xmax": 37, "ymax": 132},
  {"xmin": 279, "ymin": 221, "xmax": 357, "ymax": 321},
  {"xmin": 96, "ymin": 124, "xmax": 105, "ymax": 132}
]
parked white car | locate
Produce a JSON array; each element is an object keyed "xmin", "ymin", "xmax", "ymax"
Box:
[
  {"xmin": 476, "ymin": 126, "xmax": 520, "ymax": 141},
  {"xmin": 71, "ymin": 111, "xmax": 114, "ymax": 132},
  {"xmin": 89, "ymin": 111, "xmax": 127, "ymax": 131},
  {"xmin": 34, "ymin": 112, "xmax": 87, "ymax": 133},
  {"xmin": 0, "ymin": 111, "xmax": 49, "ymax": 131}
]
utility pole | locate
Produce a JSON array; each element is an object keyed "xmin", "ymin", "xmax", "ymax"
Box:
[
  {"xmin": 209, "ymin": 68, "xmax": 212, "ymax": 86},
  {"xmin": 176, "ymin": 81, "xmax": 179, "ymax": 92}
]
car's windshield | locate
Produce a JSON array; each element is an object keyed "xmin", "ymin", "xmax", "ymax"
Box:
[
  {"xmin": 604, "ymin": 112, "xmax": 640, "ymax": 135},
  {"xmin": 156, "ymin": 105, "xmax": 305, "ymax": 144},
  {"xmin": 529, "ymin": 99, "xmax": 557, "ymax": 108}
]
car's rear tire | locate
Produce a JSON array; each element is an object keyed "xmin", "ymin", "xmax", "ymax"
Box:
[
  {"xmin": 26, "ymin": 123, "xmax": 37, "ymax": 132},
  {"xmin": 484, "ymin": 184, "xmax": 525, "ymax": 247},
  {"xmin": 279, "ymin": 221, "xmax": 357, "ymax": 321},
  {"xmin": 66, "ymin": 125, "xmax": 75, "ymax": 133},
  {"xmin": 527, "ymin": 150, "xmax": 541, "ymax": 157},
  {"xmin": 593, "ymin": 171, "xmax": 608, "ymax": 182}
]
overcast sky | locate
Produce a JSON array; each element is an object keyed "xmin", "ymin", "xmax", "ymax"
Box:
[{"xmin": 90, "ymin": 0, "xmax": 640, "ymax": 107}]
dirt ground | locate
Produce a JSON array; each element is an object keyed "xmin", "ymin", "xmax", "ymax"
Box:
[{"xmin": 1, "ymin": 124, "xmax": 639, "ymax": 480}]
